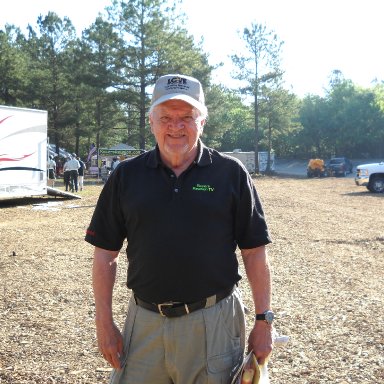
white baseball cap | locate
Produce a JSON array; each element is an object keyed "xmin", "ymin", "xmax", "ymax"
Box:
[{"xmin": 151, "ymin": 74, "xmax": 207, "ymax": 116}]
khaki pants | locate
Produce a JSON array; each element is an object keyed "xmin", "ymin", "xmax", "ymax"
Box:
[
  {"xmin": 78, "ymin": 175, "xmax": 84, "ymax": 190},
  {"xmin": 110, "ymin": 289, "xmax": 245, "ymax": 384}
]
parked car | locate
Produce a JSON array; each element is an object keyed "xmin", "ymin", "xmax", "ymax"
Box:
[
  {"xmin": 327, "ymin": 157, "xmax": 353, "ymax": 177},
  {"xmin": 355, "ymin": 161, "xmax": 384, "ymax": 193}
]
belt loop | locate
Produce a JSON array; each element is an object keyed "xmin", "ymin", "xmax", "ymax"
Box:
[{"xmin": 205, "ymin": 294, "xmax": 217, "ymax": 308}]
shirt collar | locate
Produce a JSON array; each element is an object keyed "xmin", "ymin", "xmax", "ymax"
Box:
[{"xmin": 195, "ymin": 140, "xmax": 212, "ymax": 167}]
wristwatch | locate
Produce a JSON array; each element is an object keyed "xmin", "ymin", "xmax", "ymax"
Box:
[{"xmin": 256, "ymin": 310, "xmax": 275, "ymax": 325}]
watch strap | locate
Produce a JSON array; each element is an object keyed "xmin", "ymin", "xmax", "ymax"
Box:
[
  {"xmin": 255, "ymin": 313, "xmax": 266, "ymax": 321},
  {"xmin": 256, "ymin": 310, "xmax": 274, "ymax": 324}
]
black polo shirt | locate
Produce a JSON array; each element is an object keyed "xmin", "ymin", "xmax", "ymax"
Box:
[{"xmin": 85, "ymin": 141, "xmax": 271, "ymax": 303}]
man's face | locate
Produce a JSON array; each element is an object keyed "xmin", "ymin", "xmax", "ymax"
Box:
[{"xmin": 149, "ymin": 100, "xmax": 205, "ymax": 161}]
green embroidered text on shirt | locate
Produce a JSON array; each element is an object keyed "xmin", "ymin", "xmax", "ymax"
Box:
[{"xmin": 192, "ymin": 184, "xmax": 215, "ymax": 192}]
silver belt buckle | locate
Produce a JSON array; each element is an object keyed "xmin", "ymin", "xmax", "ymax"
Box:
[{"xmin": 157, "ymin": 302, "xmax": 174, "ymax": 316}]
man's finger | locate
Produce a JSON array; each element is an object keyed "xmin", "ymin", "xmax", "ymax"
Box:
[{"xmin": 110, "ymin": 351, "xmax": 122, "ymax": 369}]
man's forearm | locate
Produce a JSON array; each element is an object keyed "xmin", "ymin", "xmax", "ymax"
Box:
[
  {"xmin": 92, "ymin": 247, "xmax": 119, "ymax": 322},
  {"xmin": 241, "ymin": 246, "xmax": 273, "ymax": 363},
  {"xmin": 92, "ymin": 247, "xmax": 124, "ymax": 368},
  {"xmin": 241, "ymin": 246, "xmax": 272, "ymax": 313}
]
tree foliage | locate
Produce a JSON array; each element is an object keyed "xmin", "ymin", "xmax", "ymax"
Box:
[
  {"xmin": 298, "ymin": 77, "xmax": 384, "ymax": 158},
  {"xmin": 203, "ymin": 84, "xmax": 253, "ymax": 150},
  {"xmin": 232, "ymin": 23, "xmax": 284, "ymax": 171},
  {"xmin": 0, "ymin": 25, "xmax": 29, "ymax": 105},
  {"xmin": 23, "ymin": 12, "xmax": 77, "ymax": 154},
  {"xmin": 0, "ymin": 4, "xmax": 383, "ymax": 161},
  {"xmin": 107, "ymin": 0, "xmax": 212, "ymax": 149}
]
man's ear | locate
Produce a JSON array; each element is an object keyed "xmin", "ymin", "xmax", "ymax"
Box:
[
  {"xmin": 149, "ymin": 115, "xmax": 154, "ymax": 134},
  {"xmin": 199, "ymin": 119, "xmax": 206, "ymax": 136}
]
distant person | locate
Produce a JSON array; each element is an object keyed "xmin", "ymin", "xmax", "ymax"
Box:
[
  {"xmin": 63, "ymin": 157, "xmax": 71, "ymax": 191},
  {"xmin": 47, "ymin": 155, "xmax": 56, "ymax": 188},
  {"xmin": 64, "ymin": 154, "xmax": 80, "ymax": 192},
  {"xmin": 111, "ymin": 156, "xmax": 120, "ymax": 172},
  {"xmin": 100, "ymin": 161, "xmax": 109, "ymax": 184},
  {"xmin": 77, "ymin": 156, "xmax": 86, "ymax": 191},
  {"xmin": 56, "ymin": 158, "xmax": 64, "ymax": 177}
]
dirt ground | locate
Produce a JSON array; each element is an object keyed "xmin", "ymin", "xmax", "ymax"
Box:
[{"xmin": 0, "ymin": 175, "xmax": 383, "ymax": 383}]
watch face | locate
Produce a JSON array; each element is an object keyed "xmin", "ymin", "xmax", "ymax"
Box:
[{"xmin": 265, "ymin": 311, "xmax": 274, "ymax": 324}]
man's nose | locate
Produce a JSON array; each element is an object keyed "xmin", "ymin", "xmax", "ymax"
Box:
[{"xmin": 168, "ymin": 118, "xmax": 185, "ymax": 128}]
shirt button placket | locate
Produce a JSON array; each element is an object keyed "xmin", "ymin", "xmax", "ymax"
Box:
[{"xmin": 170, "ymin": 173, "xmax": 181, "ymax": 195}]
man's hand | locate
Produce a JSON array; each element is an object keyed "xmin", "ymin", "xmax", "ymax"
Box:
[
  {"xmin": 96, "ymin": 319, "xmax": 124, "ymax": 369},
  {"xmin": 247, "ymin": 320, "xmax": 273, "ymax": 365}
]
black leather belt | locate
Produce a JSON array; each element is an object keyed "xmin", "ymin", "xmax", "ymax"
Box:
[{"xmin": 134, "ymin": 286, "xmax": 235, "ymax": 318}]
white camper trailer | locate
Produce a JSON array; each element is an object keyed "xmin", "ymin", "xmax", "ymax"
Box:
[
  {"xmin": 0, "ymin": 105, "xmax": 48, "ymax": 199},
  {"xmin": 0, "ymin": 105, "xmax": 79, "ymax": 200},
  {"xmin": 223, "ymin": 150, "xmax": 275, "ymax": 173}
]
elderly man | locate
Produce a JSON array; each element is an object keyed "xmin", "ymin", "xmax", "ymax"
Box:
[{"xmin": 85, "ymin": 74, "xmax": 273, "ymax": 384}]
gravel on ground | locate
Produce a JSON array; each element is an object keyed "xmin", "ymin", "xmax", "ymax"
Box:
[{"xmin": 0, "ymin": 175, "xmax": 383, "ymax": 383}]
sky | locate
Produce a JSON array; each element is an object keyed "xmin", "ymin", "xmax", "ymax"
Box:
[{"xmin": 1, "ymin": 0, "xmax": 383, "ymax": 97}]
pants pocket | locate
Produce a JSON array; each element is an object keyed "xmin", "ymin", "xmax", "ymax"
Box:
[
  {"xmin": 110, "ymin": 297, "xmax": 138, "ymax": 383},
  {"xmin": 203, "ymin": 291, "xmax": 245, "ymax": 379}
]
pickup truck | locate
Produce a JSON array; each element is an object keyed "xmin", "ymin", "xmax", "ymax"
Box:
[
  {"xmin": 355, "ymin": 161, "xmax": 384, "ymax": 193},
  {"xmin": 327, "ymin": 157, "xmax": 353, "ymax": 176}
]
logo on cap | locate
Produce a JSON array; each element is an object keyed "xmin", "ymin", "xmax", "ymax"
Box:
[
  {"xmin": 165, "ymin": 76, "xmax": 189, "ymax": 92},
  {"xmin": 167, "ymin": 76, "xmax": 187, "ymax": 86}
]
